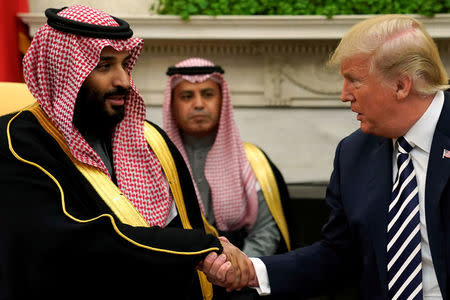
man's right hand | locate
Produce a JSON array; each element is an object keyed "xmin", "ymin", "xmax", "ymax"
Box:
[{"xmin": 197, "ymin": 236, "xmax": 258, "ymax": 291}]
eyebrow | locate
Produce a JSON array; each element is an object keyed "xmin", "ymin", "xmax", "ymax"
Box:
[
  {"xmin": 177, "ymin": 90, "xmax": 194, "ymax": 94},
  {"xmin": 177, "ymin": 88, "xmax": 217, "ymax": 95},
  {"xmin": 99, "ymin": 54, "xmax": 132, "ymax": 62}
]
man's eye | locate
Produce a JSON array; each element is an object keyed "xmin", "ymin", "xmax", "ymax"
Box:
[
  {"xmin": 352, "ymin": 79, "xmax": 362, "ymax": 88},
  {"xmin": 203, "ymin": 89, "xmax": 219, "ymax": 98},
  {"xmin": 122, "ymin": 61, "xmax": 130, "ymax": 69},
  {"xmin": 96, "ymin": 64, "xmax": 109, "ymax": 71}
]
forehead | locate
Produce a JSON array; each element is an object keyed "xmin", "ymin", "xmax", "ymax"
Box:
[
  {"xmin": 173, "ymin": 79, "xmax": 220, "ymax": 93},
  {"xmin": 340, "ymin": 53, "xmax": 372, "ymax": 76},
  {"xmin": 99, "ymin": 46, "xmax": 130, "ymax": 59}
]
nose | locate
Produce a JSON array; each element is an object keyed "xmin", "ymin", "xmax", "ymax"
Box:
[
  {"xmin": 192, "ymin": 93, "xmax": 204, "ymax": 109},
  {"xmin": 340, "ymin": 79, "xmax": 353, "ymax": 103},
  {"xmin": 112, "ymin": 68, "xmax": 130, "ymax": 90}
]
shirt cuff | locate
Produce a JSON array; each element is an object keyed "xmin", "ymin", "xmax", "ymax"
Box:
[{"xmin": 249, "ymin": 257, "xmax": 271, "ymax": 296}]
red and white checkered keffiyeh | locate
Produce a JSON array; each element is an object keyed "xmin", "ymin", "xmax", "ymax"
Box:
[
  {"xmin": 163, "ymin": 58, "xmax": 258, "ymax": 231},
  {"xmin": 23, "ymin": 5, "xmax": 171, "ymax": 227}
]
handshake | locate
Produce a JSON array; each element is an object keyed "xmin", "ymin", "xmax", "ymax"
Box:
[{"xmin": 197, "ymin": 236, "xmax": 259, "ymax": 291}]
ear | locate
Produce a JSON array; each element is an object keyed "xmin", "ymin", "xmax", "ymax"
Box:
[{"xmin": 395, "ymin": 74, "xmax": 412, "ymax": 100}]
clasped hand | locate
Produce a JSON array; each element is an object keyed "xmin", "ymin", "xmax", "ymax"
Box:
[{"xmin": 197, "ymin": 236, "xmax": 258, "ymax": 291}]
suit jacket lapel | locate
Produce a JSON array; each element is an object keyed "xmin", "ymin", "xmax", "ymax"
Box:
[
  {"xmin": 366, "ymin": 137, "xmax": 392, "ymax": 297},
  {"xmin": 425, "ymin": 93, "xmax": 450, "ymax": 299}
]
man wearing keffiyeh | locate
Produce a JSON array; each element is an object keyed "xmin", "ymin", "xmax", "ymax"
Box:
[
  {"xmin": 163, "ymin": 58, "xmax": 292, "ymax": 298},
  {"xmin": 0, "ymin": 6, "xmax": 251, "ymax": 299}
]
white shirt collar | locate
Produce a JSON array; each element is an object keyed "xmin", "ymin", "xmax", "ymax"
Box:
[{"xmin": 400, "ymin": 90, "xmax": 444, "ymax": 153}]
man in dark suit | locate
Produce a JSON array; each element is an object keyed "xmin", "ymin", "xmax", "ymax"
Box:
[{"xmin": 199, "ymin": 14, "xmax": 450, "ymax": 299}]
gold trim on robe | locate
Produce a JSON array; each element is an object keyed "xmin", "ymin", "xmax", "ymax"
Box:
[
  {"xmin": 6, "ymin": 103, "xmax": 220, "ymax": 259},
  {"xmin": 10, "ymin": 104, "xmax": 217, "ymax": 299},
  {"xmin": 188, "ymin": 140, "xmax": 292, "ymax": 254},
  {"xmin": 143, "ymin": 122, "xmax": 214, "ymax": 300},
  {"xmin": 244, "ymin": 142, "xmax": 291, "ymax": 251},
  {"xmin": 143, "ymin": 123, "xmax": 192, "ymax": 229}
]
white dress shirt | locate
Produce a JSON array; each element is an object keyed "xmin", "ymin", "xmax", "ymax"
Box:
[
  {"xmin": 395, "ymin": 90, "xmax": 443, "ymax": 299},
  {"xmin": 251, "ymin": 91, "xmax": 445, "ymax": 299}
]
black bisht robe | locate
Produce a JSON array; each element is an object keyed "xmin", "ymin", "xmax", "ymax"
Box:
[{"xmin": 0, "ymin": 110, "xmax": 221, "ymax": 299}]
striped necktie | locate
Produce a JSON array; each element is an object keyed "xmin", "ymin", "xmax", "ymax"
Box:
[{"xmin": 387, "ymin": 136, "xmax": 422, "ymax": 299}]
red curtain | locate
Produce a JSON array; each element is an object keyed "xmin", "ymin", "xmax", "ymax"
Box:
[{"xmin": 0, "ymin": 0, "xmax": 30, "ymax": 82}]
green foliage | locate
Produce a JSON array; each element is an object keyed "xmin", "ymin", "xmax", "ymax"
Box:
[{"xmin": 151, "ymin": 0, "xmax": 450, "ymax": 20}]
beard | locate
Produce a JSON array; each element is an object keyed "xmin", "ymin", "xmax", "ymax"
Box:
[{"xmin": 73, "ymin": 83, "xmax": 129, "ymax": 139}]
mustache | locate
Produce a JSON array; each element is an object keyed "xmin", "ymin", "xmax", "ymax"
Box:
[
  {"xmin": 187, "ymin": 111, "xmax": 213, "ymax": 119},
  {"xmin": 104, "ymin": 87, "xmax": 130, "ymax": 99}
]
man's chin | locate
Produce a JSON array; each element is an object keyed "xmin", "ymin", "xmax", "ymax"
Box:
[
  {"xmin": 188, "ymin": 126, "xmax": 218, "ymax": 138},
  {"xmin": 360, "ymin": 124, "xmax": 379, "ymax": 136},
  {"xmin": 105, "ymin": 108, "xmax": 125, "ymax": 125},
  {"xmin": 359, "ymin": 122, "xmax": 370, "ymax": 132}
]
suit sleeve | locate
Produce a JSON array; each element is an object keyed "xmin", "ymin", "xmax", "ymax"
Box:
[{"xmin": 260, "ymin": 140, "xmax": 360, "ymax": 298}]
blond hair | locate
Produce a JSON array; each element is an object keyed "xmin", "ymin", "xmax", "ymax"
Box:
[{"xmin": 329, "ymin": 15, "xmax": 449, "ymax": 94}]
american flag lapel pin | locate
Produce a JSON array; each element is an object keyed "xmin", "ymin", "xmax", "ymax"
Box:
[{"xmin": 442, "ymin": 149, "xmax": 450, "ymax": 158}]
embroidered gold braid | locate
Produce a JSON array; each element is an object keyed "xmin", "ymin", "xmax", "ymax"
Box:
[
  {"xmin": 8, "ymin": 104, "xmax": 224, "ymax": 299},
  {"xmin": 243, "ymin": 142, "xmax": 291, "ymax": 251},
  {"xmin": 10, "ymin": 103, "xmax": 220, "ymax": 259},
  {"xmin": 143, "ymin": 122, "xmax": 213, "ymax": 300},
  {"xmin": 30, "ymin": 103, "xmax": 148, "ymax": 227}
]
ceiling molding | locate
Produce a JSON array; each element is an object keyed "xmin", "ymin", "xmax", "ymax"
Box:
[{"xmin": 18, "ymin": 13, "xmax": 450, "ymax": 40}]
